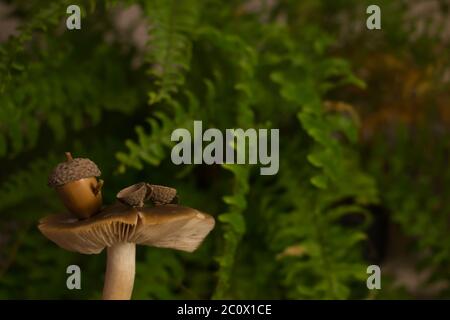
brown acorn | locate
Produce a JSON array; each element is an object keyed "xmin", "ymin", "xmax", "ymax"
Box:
[{"xmin": 48, "ymin": 152, "xmax": 103, "ymax": 219}]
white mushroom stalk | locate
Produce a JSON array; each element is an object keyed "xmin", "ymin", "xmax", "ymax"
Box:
[{"xmin": 103, "ymin": 242, "xmax": 136, "ymax": 300}]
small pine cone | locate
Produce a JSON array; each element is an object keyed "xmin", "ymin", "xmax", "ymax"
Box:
[{"xmin": 147, "ymin": 184, "xmax": 177, "ymax": 205}]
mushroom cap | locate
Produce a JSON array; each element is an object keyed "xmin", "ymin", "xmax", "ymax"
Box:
[
  {"xmin": 48, "ymin": 157, "xmax": 101, "ymax": 187},
  {"xmin": 38, "ymin": 202, "xmax": 215, "ymax": 254}
]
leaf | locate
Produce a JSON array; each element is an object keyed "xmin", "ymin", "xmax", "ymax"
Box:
[
  {"xmin": 145, "ymin": 0, "xmax": 200, "ymax": 104},
  {"xmin": 311, "ymin": 174, "xmax": 328, "ymax": 189},
  {"xmin": 218, "ymin": 213, "xmax": 246, "ymax": 235}
]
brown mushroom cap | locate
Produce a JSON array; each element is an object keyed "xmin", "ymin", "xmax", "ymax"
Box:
[
  {"xmin": 48, "ymin": 157, "xmax": 101, "ymax": 187},
  {"xmin": 38, "ymin": 202, "xmax": 215, "ymax": 254}
]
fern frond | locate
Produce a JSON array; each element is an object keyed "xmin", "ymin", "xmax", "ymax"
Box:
[
  {"xmin": 0, "ymin": 154, "xmax": 60, "ymax": 216},
  {"xmin": 0, "ymin": 36, "xmax": 142, "ymax": 158},
  {"xmin": 213, "ymin": 164, "xmax": 250, "ymax": 299},
  {"xmin": 144, "ymin": 0, "xmax": 200, "ymax": 104},
  {"xmin": 262, "ymin": 26, "xmax": 378, "ymax": 298},
  {"xmin": 116, "ymin": 92, "xmax": 200, "ymax": 171}
]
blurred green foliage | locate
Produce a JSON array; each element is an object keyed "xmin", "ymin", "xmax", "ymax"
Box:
[{"xmin": 0, "ymin": 0, "xmax": 448, "ymax": 299}]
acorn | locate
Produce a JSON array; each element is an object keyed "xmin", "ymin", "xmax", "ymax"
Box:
[{"xmin": 48, "ymin": 152, "xmax": 103, "ymax": 219}]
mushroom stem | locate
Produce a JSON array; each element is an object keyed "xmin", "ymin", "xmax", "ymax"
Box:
[{"xmin": 102, "ymin": 242, "xmax": 136, "ymax": 300}]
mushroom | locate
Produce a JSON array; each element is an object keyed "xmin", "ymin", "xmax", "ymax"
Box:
[{"xmin": 38, "ymin": 201, "xmax": 215, "ymax": 299}]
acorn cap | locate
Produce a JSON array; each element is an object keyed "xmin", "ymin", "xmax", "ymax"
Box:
[
  {"xmin": 48, "ymin": 152, "xmax": 101, "ymax": 187},
  {"xmin": 116, "ymin": 183, "xmax": 151, "ymax": 208},
  {"xmin": 147, "ymin": 184, "xmax": 178, "ymax": 205},
  {"xmin": 37, "ymin": 202, "xmax": 215, "ymax": 254},
  {"xmin": 116, "ymin": 183, "xmax": 178, "ymax": 207}
]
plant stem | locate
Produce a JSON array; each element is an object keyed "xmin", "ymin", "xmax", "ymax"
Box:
[
  {"xmin": 65, "ymin": 152, "xmax": 73, "ymax": 162},
  {"xmin": 102, "ymin": 242, "xmax": 136, "ymax": 300}
]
